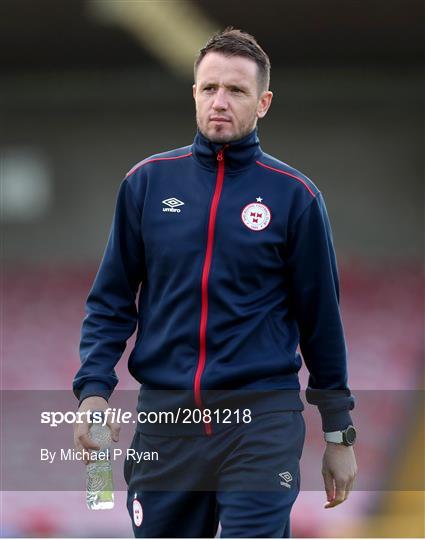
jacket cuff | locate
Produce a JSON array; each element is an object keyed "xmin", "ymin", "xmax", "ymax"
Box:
[
  {"xmin": 320, "ymin": 409, "xmax": 353, "ymax": 432},
  {"xmin": 76, "ymin": 381, "xmax": 112, "ymax": 406}
]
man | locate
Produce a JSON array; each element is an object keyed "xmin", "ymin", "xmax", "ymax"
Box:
[{"xmin": 74, "ymin": 28, "xmax": 357, "ymax": 538}]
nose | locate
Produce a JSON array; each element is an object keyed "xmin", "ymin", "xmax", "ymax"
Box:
[{"xmin": 212, "ymin": 88, "xmax": 228, "ymax": 111}]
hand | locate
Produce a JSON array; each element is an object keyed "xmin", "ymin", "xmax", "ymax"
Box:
[
  {"xmin": 322, "ymin": 443, "xmax": 357, "ymax": 508},
  {"xmin": 73, "ymin": 396, "xmax": 120, "ymax": 464}
]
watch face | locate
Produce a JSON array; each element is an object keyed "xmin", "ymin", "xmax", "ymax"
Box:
[{"xmin": 344, "ymin": 426, "xmax": 357, "ymax": 445}]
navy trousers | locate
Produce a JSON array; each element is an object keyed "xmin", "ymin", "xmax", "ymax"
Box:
[{"xmin": 124, "ymin": 411, "xmax": 305, "ymax": 538}]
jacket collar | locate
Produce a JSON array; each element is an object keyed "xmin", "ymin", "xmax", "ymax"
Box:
[{"xmin": 192, "ymin": 128, "xmax": 262, "ymax": 172}]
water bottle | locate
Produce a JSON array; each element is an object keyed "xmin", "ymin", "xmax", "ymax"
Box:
[{"xmin": 86, "ymin": 418, "xmax": 114, "ymax": 510}]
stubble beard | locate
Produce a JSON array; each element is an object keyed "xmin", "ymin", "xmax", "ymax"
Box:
[{"xmin": 196, "ymin": 113, "xmax": 258, "ymax": 144}]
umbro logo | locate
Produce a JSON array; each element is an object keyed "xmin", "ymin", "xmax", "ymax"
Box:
[
  {"xmin": 279, "ymin": 472, "xmax": 293, "ymax": 488},
  {"xmin": 162, "ymin": 197, "xmax": 184, "ymax": 213}
]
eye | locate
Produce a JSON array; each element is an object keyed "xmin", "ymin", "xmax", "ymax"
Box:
[
  {"xmin": 231, "ymin": 87, "xmax": 243, "ymax": 94},
  {"xmin": 203, "ymin": 86, "xmax": 215, "ymax": 92}
]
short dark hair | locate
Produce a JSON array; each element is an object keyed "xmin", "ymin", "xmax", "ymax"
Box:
[{"xmin": 194, "ymin": 27, "xmax": 271, "ymax": 93}]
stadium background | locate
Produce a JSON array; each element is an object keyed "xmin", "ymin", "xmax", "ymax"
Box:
[{"xmin": 1, "ymin": 0, "xmax": 423, "ymax": 537}]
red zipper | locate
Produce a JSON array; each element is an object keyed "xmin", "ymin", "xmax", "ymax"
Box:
[{"xmin": 194, "ymin": 148, "xmax": 226, "ymax": 436}]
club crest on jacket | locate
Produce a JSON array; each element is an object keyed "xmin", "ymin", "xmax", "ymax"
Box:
[{"xmin": 241, "ymin": 198, "xmax": 271, "ymax": 231}]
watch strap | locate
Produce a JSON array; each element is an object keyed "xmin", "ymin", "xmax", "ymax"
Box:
[{"xmin": 324, "ymin": 430, "xmax": 344, "ymax": 444}]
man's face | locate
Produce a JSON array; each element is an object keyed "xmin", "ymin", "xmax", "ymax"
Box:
[{"xmin": 193, "ymin": 52, "xmax": 273, "ymax": 144}]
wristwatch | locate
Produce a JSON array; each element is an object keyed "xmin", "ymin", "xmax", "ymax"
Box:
[{"xmin": 324, "ymin": 425, "xmax": 357, "ymax": 446}]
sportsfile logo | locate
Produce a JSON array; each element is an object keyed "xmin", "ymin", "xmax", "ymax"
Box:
[
  {"xmin": 279, "ymin": 471, "xmax": 293, "ymax": 488},
  {"xmin": 162, "ymin": 197, "xmax": 184, "ymax": 213}
]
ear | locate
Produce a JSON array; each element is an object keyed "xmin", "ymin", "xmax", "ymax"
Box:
[
  {"xmin": 256, "ymin": 90, "xmax": 273, "ymax": 119},
  {"xmin": 192, "ymin": 83, "xmax": 197, "ymax": 100}
]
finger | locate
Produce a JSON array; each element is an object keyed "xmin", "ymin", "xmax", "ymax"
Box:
[
  {"xmin": 74, "ymin": 440, "xmax": 83, "ymax": 454},
  {"xmin": 78, "ymin": 432, "xmax": 101, "ymax": 451},
  {"xmin": 344, "ymin": 476, "xmax": 355, "ymax": 501},
  {"xmin": 325, "ymin": 497, "xmax": 344, "ymax": 509},
  {"xmin": 107, "ymin": 420, "xmax": 121, "ymax": 442},
  {"xmin": 322, "ymin": 469, "xmax": 335, "ymax": 505},
  {"xmin": 73, "ymin": 437, "xmax": 94, "ymax": 464},
  {"xmin": 330, "ymin": 477, "xmax": 347, "ymax": 507},
  {"xmin": 324, "ymin": 475, "xmax": 347, "ymax": 508},
  {"xmin": 327, "ymin": 490, "xmax": 345, "ymax": 507},
  {"xmin": 74, "ymin": 429, "xmax": 86, "ymax": 451}
]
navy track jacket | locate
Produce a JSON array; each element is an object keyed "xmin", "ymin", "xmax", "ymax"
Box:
[{"xmin": 74, "ymin": 128, "xmax": 354, "ymax": 434}]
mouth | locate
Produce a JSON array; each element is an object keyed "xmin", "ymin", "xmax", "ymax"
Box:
[{"xmin": 210, "ymin": 117, "xmax": 231, "ymax": 123}]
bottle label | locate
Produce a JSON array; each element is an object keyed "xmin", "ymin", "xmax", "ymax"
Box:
[{"xmin": 86, "ymin": 461, "xmax": 114, "ymax": 510}]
